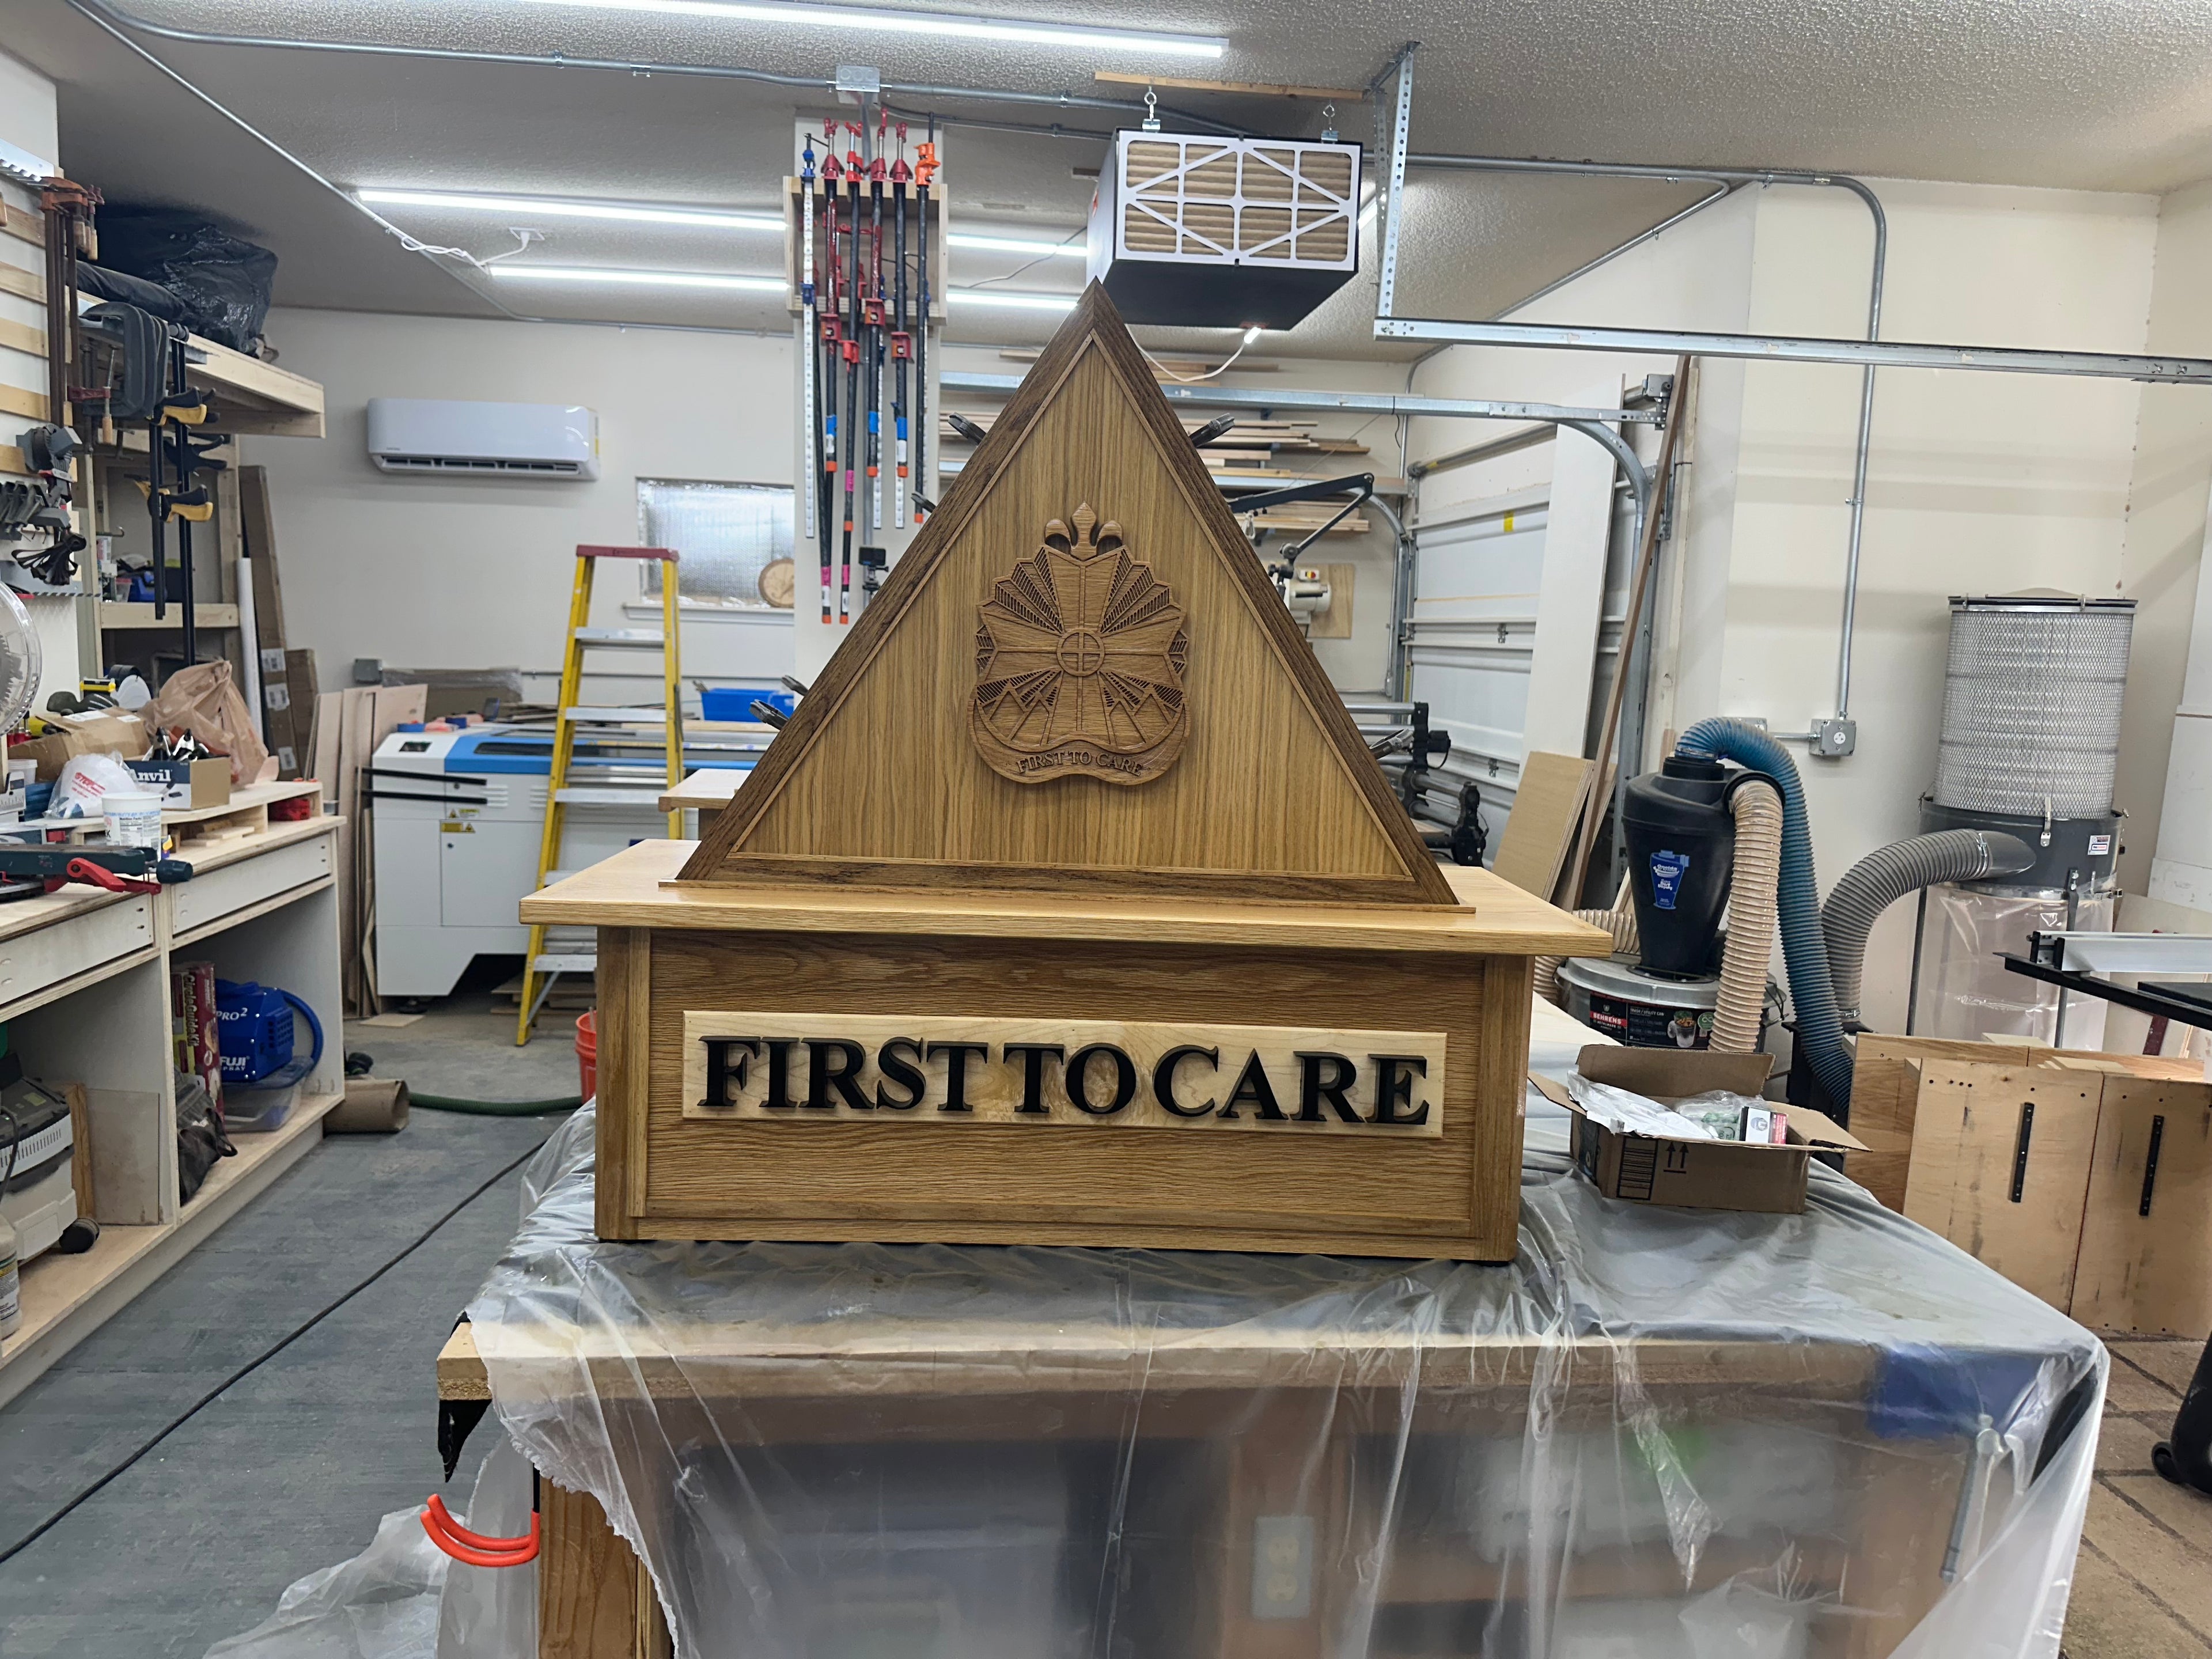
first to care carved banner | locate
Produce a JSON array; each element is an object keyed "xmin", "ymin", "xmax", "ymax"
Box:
[{"xmin": 683, "ymin": 1012, "xmax": 1447, "ymax": 1139}]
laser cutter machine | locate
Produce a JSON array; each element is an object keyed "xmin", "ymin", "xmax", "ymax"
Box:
[{"xmin": 369, "ymin": 719, "xmax": 764, "ymax": 998}]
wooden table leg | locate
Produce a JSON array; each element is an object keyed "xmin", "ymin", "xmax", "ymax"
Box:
[{"xmin": 539, "ymin": 1479, "xmax": 671, "ymax": 1659}]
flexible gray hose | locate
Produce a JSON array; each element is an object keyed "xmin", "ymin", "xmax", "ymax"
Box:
[{"xmin": 1821, "ymin": 829, "xmax": 2036, "ymax": 1022}]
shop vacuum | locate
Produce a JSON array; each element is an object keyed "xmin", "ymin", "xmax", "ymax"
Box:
[
  {"xmin": 1556, "ymin": 755, "xmax": 1779, "ymax": 1051},
  {"xmin": 1555, "ymin": 718, "xmax": 2036, "ymax": 1128}
]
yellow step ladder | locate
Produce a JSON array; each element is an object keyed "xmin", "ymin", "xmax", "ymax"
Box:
[{"xmin": 515, "ymin": 544, "xmax": 683, "ymax": 1046}]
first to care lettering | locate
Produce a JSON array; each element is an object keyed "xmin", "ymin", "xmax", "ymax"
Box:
[
  {"xmin": 680, "ymin": 1012, "xmax": 1448, "ymax": 1139},
  {"xmin": 1014, "ymin": 746, "xmax": 1147, "ymax": 778}
]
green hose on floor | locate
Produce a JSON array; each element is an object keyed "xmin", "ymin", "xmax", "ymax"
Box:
[{"xmin": 407, "ymin": 1093, "xmax": 583, "ymax": 1116}]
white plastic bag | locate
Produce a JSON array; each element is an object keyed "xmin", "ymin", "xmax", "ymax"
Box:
[
  {"xmin": 1565, "ymin": 1073, "xmax": 1719, "ymax": 1139},
  {"xmin": 50, "ymin": 750, "xmax": 142, "ymax": 818}
]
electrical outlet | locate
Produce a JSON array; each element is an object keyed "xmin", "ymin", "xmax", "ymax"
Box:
[{"xmin": 1250, "ymin": 1515, "xmax": 1313, "ymax": 1620}]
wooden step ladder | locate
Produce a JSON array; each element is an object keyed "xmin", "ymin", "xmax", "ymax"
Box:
[{"xmin": 515, "ymin": 544, "xmax": 683, "ymax": 1046}]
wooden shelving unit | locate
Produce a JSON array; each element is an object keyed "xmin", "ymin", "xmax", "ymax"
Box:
[{"xmin": 0, "ymin": 804, "xmax": 346, "ymax": 1408}]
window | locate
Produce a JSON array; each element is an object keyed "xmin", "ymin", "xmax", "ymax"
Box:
[{"xmin": 636, "ymin": 479, "xmax": 794, "ymax": 609}]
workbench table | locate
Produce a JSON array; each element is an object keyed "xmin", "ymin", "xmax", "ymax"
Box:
[
  {"xmin": 0, "ymin": 806, "xmax": 346, "ymax": 1404},
  {"xmin": 441, "ymin": 1097, "xmax": 2103, "ymax": 1659}
]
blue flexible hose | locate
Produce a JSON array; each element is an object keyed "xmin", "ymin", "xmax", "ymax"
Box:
[{"xmin": 1675, "ymin": 718, "xmax": 1854, "ymax": 1114}]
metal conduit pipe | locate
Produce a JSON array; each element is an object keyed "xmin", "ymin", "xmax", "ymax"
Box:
[
  {"xmin": 1404, "ymin": 151, "xmax": 1887, "ymax": 730},
  {"xmin": 1711, "ymin": 779, "xmax": 1783, "ymax": 1054},
  {"xmin": 73, "ymin": 0, "xmax": 1258, "ymax": 137},
  {"xmin": 1821, "ymin": 830, "xmax": 2036, "ymax": 1025}
]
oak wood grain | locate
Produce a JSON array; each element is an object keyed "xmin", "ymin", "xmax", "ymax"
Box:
[
  {"xmin": 539, "ymin": 1480, "xmax": 665, "ymax": 1659},
  {"xmin": 681, "ymin": 282, "xmax": 1452, "ymax": 903},
  {"xmin": 618, "ymin": 929, "xmax": 1522, "ymax": 1259},
  {"xmin": 525, "ymin": 840, "xmax": 1613, "ymax": 960}
]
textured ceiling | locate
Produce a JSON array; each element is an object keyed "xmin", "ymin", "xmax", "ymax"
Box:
[{"xmin": 10, "ymin": 0, "xmax": 2212, "ymax": 355}]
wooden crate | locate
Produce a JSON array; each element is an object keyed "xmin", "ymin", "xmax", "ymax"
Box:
[
  {"xmin": 1900, "ymin": 1051, "xmax": 2212, "ymax": 1335},
  {"xmin": 523, "ymin": 287, "xmax": 1606, "ymax": 1257}
]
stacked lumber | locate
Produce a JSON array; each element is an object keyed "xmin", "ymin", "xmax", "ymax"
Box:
[
  {"xmin": 309, "ymin": 684, "xmax": 428, "ymax": 1015},
  {"xmin": 942, "ymin": 407, "xmax": 1367, "ymax": 458}
]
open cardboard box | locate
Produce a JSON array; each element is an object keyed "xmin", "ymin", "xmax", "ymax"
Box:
[
  {"xmin": 125, "ymin": 755, "xmax": 233, "ymax": 810},
  {"xmin": 1532, "ymin": 1045, "xmax": 1866, "ymax": 1214}
]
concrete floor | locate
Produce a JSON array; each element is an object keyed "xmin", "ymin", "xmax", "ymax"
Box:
[
  {"xmin": 2066, "ymin": 1338, "xmax": 2212, "ymax": 1658},
  {"xmin": 0, "ymin": 978, "xmax": 578, "ymax": 1659}
]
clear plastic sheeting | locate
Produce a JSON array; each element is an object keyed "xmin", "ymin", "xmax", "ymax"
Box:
[
  {"xmin": 1914, "ymin": 884, "xmax": 2115, "ymax": 1048},
  {"xmin": 464, "ymin": 1104, "xmax": 2103, "ymax": 1659},
  {"xmin": 203, "ymin": 1435, "xmax": 535, "ymax": 1659}
]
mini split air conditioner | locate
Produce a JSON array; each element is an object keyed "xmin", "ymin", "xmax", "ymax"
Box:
[{"xmin": 366, "ymin": 399, "xmax": 600, "ymax": 479}]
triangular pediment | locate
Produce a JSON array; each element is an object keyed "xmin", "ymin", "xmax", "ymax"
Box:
[{"xmin": 677, "ymin": 283, "xmax": 1454, "ymax": 905}]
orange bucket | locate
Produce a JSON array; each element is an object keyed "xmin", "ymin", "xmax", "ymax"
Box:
[{"xmin": 576, "ymin": 1011, "xmax": 598, "ymax": 1101}]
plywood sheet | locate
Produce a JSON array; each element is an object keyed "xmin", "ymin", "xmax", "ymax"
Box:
[
  {"xmin": 1847, "ymin": 1036, "xmax": 2046, "ymax": 1211},
  {"xmin": 1902, "ymin": 1060, "xmax": 2100, "ymax": 1309},
  {"xmin": 2071, "ymin": 1078, "xmax": 2212, "ymax": 1336},
  {"xmin": 1490, "ymin": 751, "xmax": 1592, "ymax": 900}
]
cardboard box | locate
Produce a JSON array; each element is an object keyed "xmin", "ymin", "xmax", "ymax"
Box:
[
  {"xmin": 12, "ymin": 710, "xmax": 149, "ymax": 782},
  {"xmin": 1533, "ymin": 1045, "xmax": 1865, "ymax": 1215},
  {"xmin": 124, "ymin": 756, "xmax": 232, "ymax": 809},
  {"xmin": 262, "ymin": 648, "xmax": 318, "ymax": 779}
]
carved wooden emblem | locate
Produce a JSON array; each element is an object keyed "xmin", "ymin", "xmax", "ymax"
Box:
[{"xmin": 969, "ymin": 503, "xmax": 1191, "ymax": 786}]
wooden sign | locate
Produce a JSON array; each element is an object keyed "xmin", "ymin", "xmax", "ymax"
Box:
[
  {"xmin": 969, "ymin": 505, "xmax": 1191, "ymax": 786},
  {"xmin": 683, "ymin": 1011, "xmax": 1445, "ymax": 1137},
  {"xmin": 522, "ymin": 286, "xmax": 1616, "ymax": 1262},
  {"xmin": 679, "ymin": 282, "xmax": 1455, "ymax": 906}
]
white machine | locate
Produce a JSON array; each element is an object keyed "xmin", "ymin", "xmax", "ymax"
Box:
[{"xmin": 370, "ymin": 722, "xmax": 759, "ymax": 999}]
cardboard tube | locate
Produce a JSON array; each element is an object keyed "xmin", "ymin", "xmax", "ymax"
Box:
[{"xmin": 327, "ymin": 1078, "xmax": 410, "ymax": 1134}]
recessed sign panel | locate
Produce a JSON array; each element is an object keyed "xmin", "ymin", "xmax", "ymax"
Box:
[{"xmin": 682, "ymin": 1011, "xmax": 1446, "ymax": 1138}]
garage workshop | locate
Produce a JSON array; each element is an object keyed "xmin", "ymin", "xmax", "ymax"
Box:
[{"xmin": 0, "ymin": 3, "xmax": 2209, "ymax": 1656}]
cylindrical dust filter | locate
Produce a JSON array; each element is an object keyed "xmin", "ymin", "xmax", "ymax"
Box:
[{"xmin": 1932, "ymin": 594, "xmax": 2134, "ymax": 821}]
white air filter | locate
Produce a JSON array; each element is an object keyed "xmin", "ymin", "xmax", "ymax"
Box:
[
  {"xmin": 1932, "ymin": 594, "xmax": 2135, "ymax": 820},
  {"xmin": 1086, "ymin": 132, "xmax": 1361, "ymax": 329}
]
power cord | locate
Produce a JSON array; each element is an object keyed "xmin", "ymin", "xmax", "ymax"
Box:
[{"xmin": 0, "ymin": 1132, "xmax": 555, "ymax": 1567}]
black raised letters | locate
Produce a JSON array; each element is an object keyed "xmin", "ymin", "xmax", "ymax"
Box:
[
  {"xmin": 1371, "ymin": 1054, "xmax": 1431, "ymax": 1126},
  {"xmin": 1001, "ymin": 1043, "xmax": 1067, "ymax": 1114},
  {"xmin": 1220, "ymin": 1050, "xmax": 1287, "ymax": 1121},
  {"xmin": 1065, "ymin": 1044, "xmax": 1137, "ymax": 1115},
  {"xmin": 698, "ymin": 1038, "xmax": 761, "ymax": 1112},
  {"xmin": 876, "ymin": 1037, "xmax": 927, "ymax": 1110},
  {"xmin": 1296, "ymin": 1051, "xmax": 1364, "ymax": 1124},
  {"xmin": 1153, "ymin": 1046, "xmax": 1219, "ymax": 1117},
  {"xmin": 805, "ymin": 1039, "xmax": 873, "ymax": 1111},
  {"xmin": 760, "ymin": 1038, "xmax": 800, "ymax": 1110},
  {"xmin": 926, "ymin": 1040, "xmax": 990, "ymax": 1112}
]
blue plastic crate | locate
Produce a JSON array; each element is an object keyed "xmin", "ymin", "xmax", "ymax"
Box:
[{"xmin": 700, "ymin": 686, "xmax": 798, "ymax": 723}]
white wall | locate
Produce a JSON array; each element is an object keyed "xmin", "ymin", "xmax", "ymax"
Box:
[
  {"xmin": 243, "ymin": 307, "xmax": 798, "ymax": 705},
  {"xmin": 1409, "ymin": 176, "xmax": 2169, "ymax": 1034},
  {"xmin": 2120, "ymin": 179, "xmax": 2212, "ymax": 896},
  {"xmin": 247, "ymin": 310, "xmax": 1411, "ymax": 705},
  {"xmin": 0, "ymin": 47, "xmax": 78, "ymax": 707}
]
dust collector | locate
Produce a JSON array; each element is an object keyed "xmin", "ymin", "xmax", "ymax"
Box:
[
  {"xmin": 1913, "ymin": 593, "xmax": 2135, "ymax": 1041},
  {"xmin": 1551, "ymin": 717, "xmax": 2035, "ymax": 1124}
]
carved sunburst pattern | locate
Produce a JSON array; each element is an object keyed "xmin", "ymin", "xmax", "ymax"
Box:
[{"xmin": 970, "ymin": 505, "xmax": 1190, "ymax": 783}]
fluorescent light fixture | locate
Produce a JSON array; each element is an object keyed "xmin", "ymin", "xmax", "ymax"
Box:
[
  {"xmin": 946, "ymin": 289, "xmax": 1077, "ymax": 311},
  {"xmin": 488, "ymin": 265, "xmax": 786, "ymax": 291},
  {"xmin": 519, "ymin": 0, "xmax": 1225, "ymax": 57},
  {"xmin": 946, "ymin": 231, "xmax": 1087, "ymax": 258},
  {"xmin": 360, "ymin": 187, "xmax": 781, "ymax": 232}
]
